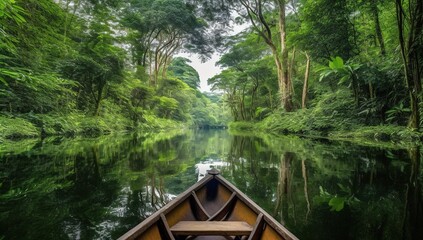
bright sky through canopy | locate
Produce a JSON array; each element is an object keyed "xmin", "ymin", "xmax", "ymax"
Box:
[
  {"xmin": 178, "ymin": 20, "xmax": 248, "ymax": 92},
  {"xmin": 177, "ymin": 52, "xmax": 221, "ymax": 92}
]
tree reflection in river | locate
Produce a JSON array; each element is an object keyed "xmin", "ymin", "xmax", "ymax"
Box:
[
  {"xmin": 403, "ymin": 147, "xmax": 423, "ymax": 240},
  {"xmin": 0, "ymin": 130, "xmax": 422, "ymax": 239},
  {"xmin": 220, "ymin": 133, "xmax": 423, "ymax": 240}
]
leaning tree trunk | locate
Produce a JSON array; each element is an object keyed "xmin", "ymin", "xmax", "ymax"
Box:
[
  {"xmin": 371, "ymin": 0, "xmax": 386, "ymax": 55},
  {"xmin": 302, "ymin": 52, "xmax": 311, "ymax": 109}
]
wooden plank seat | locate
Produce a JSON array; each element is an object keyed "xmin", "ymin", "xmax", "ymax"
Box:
[{"xmin": 170, "ymin": 221, "xmax": 253, "ymax": 236}]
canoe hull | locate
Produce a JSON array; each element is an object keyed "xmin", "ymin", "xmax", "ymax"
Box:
[{"xmin": 119, "ymin": 173, "xmax": 298, "ymax": 240}]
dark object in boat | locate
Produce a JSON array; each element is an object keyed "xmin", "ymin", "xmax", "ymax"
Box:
[{"xmin": 118, "ymin": 169, "xmax": 298, "ymax": 240}]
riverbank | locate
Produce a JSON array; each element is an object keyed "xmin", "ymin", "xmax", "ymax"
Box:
[
  {"xmin": 0, "ymin": 111, "xmax": 186, "ymax": 142},
  {"xmin": 229, "ymin": 112, "xmax": 423, "ymax": 146},
  {"xmin": 3, "ymin": 109, "xmax": 421, "ymax": 148}
]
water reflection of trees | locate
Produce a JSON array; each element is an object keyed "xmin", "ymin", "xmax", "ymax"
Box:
[
  {"xmin": 223, "ymin": 134, "xmax": 423, "ymax": 240},
  {"xmin": 0, "ymin": 129, "xmax": 233, "ymax": 239},
  {"xmin": 403, "ymin": 147, "xmax": 422, "ymax": 240},
  {"xmin": 1, "ymin": 131, "xmax": 422, "ymax": 239}
]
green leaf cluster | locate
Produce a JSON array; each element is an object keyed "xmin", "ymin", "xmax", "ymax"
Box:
[{"xmin": 315, "ymin": 185, "xmax": 359, "ymax": 212}]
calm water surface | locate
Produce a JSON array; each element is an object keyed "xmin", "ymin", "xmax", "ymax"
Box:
[{"xmin": 0, "ymin": 130, "xmax": 422, "ymax": 239}]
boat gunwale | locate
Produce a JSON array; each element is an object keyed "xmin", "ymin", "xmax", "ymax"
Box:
[
  {"xmin": 214, "ymin": 175, "xmax": 299, "ymax": 240},
  {"xmin": 118, "ymin": 173, "xmax": 299, "ymax": 240}
]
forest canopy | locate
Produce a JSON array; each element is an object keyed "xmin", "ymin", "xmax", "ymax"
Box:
[{"xmin": 0, "ymin": 0, "xmax": 229, "ymax": 139}]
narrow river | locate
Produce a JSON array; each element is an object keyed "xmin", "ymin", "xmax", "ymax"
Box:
[{"xmin": 0, "ymin": 129, "xmax": 422, "ymax": 239}]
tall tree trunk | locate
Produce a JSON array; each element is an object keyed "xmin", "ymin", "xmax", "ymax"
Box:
[
  {"xmin": 371, "ymin": 0, "xmax": 386, "ymax": 55},
  {"xmin": 396, "ymin": 0, "xmax": 423, "ymax": 129},
  {"xmin": 271, "ymin": 47, "xmax": 285, "ymax": 107},
  {"xmin": 264, "ymin": 85, "xmax": 274, "ymax": 110},
  {"xmin": 93, "ymin": 83, "xmax": 104, "ymax": 116},
  {"xmin": 369, "ymin": 81, "xmax": 375, "ymax": 99},
  {"xmin": 154, "ymin": 48, "xmax": 160, "ymax": 87},
  {"xmin": 94, "ymin": 97, "xmax": 101, "ymax": 116},
  {"xmin": 63, "ymin": 0, "xmax": 79, "ymax": 46},
  {"xmin": 289, "ymin": 47, "xmax": 296, "ymax": 96},
  {"xmin": 149, "ymin": 51, "xmax": 155, "ymax": 87},
  {"xmin": 251, "ymin": 78, "xmax": 259, "ymax": 120},
  {"xmin": 228, "ymin": 90, "xmax": 239, "ymax": 121},
  {"xmin": 277, "ymin": 0, "xmax": 294, "ymax": 111},
  {"xmin": 240, "ymin": 86, "xmax": 247, "ymax": 120},
  {"xmin": 240, "ymin": 0, "xmax": 293, "ymax": 111},
  {"xmin": 351, "ymin": 74, "xmax": 360, "ymax": 106},
  {"xmin": 268, "ymin": 88, "xmax": 274, "ymax": 109},
  {"xmin": 302, "ymin": 52, "xmax": 311, "ymax": 109}
]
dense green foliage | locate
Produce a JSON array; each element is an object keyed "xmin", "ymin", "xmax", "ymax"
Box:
[
  {"xmin": 1, "ymin": 2, "xmax": 423, "ymax": 239},
  {"xmin": 1, "ymin": 0, "xmax": 423, "ymax": 141},
  {"xmin": 205, "ymin": 0, "xmax": 423, "ymax": 137},
  {"xmin": 0, "ymin": 0, "xmax": 229, "ymax": 141}
]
